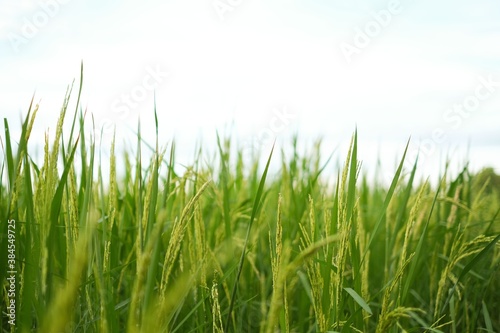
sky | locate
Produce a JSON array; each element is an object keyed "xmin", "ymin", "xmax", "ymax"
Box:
[{"xmin": 1, "ymin": 0, "xmax": 500, "ymax": 181}]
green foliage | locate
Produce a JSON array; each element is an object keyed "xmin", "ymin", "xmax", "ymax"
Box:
[{"xmin": 1, "ymin": 86, "xmax": 499, "ymax": 332}]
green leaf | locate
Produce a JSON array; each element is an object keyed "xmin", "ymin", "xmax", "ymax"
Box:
[
  {"xmin": 50, "ymin": 136, "xmax": 81, "ymax": 225},
  {"xmin": 408, "ymin": 311, "xmax": 444, "ymax": 333},
  {"xmin": 225, "ymin": 142, "xmax": 275, "ymax": 332},
  {"xmin": 361, "ymin": 138, "xmax": 410, "ymax": 266},
  {"xmin": 344, "ymin": 287, "xmax": 372, "ymax": 315},
  {"xmin": 3, "ymin": 119, "xmax": 14, "ymax": 192},
  {"xmin": 482, "ymin": 301, "xmax": 494, "ymax": 333}
]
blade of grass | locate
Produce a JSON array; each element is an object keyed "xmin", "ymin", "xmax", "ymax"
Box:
[
  {"xmin": 482, "ymin": 301, "xmax": 494, "ymax": 333},
  {"xmin": 402, "ymin": 178, "xmax": 441, "ymax": 305},
  {"xmin": 344, "ymin": 287, "xmax": 372, "ymax": 315},
  {"xmin": 19, "ymin": 150, "xmax": 39, "ymax": 331},
  {"xmin": 136, "ymin": 119, "xmax": 143, "ymax": 252},
  {"xmin": 224, "ymin": 142, "xmax": 275, "ymax": 332},
  {"xmin": 216, "ymin": 131, "xmax": 232, "ymax": 239},
  {"xmin": 347, "ymin": 131, "xmax": 360, "ymax": 279},
  {"xmin": 144, "ymin": 101, "xmax": 161, "ymax": 310},
  {"xmin": 360, "ymin": 138, "xmax": 410, "ymax": 267},
  {"xmin": 47, "ymin": 135, "xmax": 80, "ymax": 301},
  {"xmin": 3, "ymin": 119, "xmax": 15, "ymax": 192},
  {"xmin": 66, "ymin": 61, "xmax": 84, "ymax": 151},
  {"xmin": 408, "ymin": 311, "xmax": 445, "ymax": 333}
]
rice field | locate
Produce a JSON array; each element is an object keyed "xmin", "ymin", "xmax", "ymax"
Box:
[{"xmin": 1, "ymin": 82, "xmax": 499, "ymax": 332}]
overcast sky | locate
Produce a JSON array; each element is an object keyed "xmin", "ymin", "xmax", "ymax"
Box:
[{"xmin": 1, "ymin": 0, "xmax": 499, "ymax": 180}]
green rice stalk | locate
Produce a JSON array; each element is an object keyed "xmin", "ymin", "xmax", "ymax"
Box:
[
  {"xmin": 376, "ymin": 253, "xmax": 415, "ymax": 333},
  {"xmin": 211, "ymin": 274, "xmax": 224, "ymax": 333},
  {"xmin": 224, "ymin": 143, "xmax": 275, "ymax": 332},
  {"xmin": 160, "ymin": 180, "xmax": 211, "ymax": 293},
  {"xmin": 299, "ymin": 196, "xmax": 326, "ymax": 331},
  {"xmin": 265, "ymin": 241, "xmax": 291, "ymax": 333},
  {"xmin": 40, "ymin": 222, "xmax": 93, "ymax": 333},
  {"xmin": 127, "ymin": 209, "xmax": 168, "ymax": 331}
]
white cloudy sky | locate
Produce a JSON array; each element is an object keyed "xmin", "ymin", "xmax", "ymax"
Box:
[{"xmin": 1, "ymin": 0, "xmax": 499, "ymax": 180}]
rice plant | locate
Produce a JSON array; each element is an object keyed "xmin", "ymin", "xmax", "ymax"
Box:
[{"xmin": 1, "ymin": 75, "xmax": 499, "ymax": 332}]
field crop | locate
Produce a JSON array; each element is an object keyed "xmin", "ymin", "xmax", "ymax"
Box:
[{"xmin": 1, "ymin": 78, "xmax": 499, "ymax": 332}]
